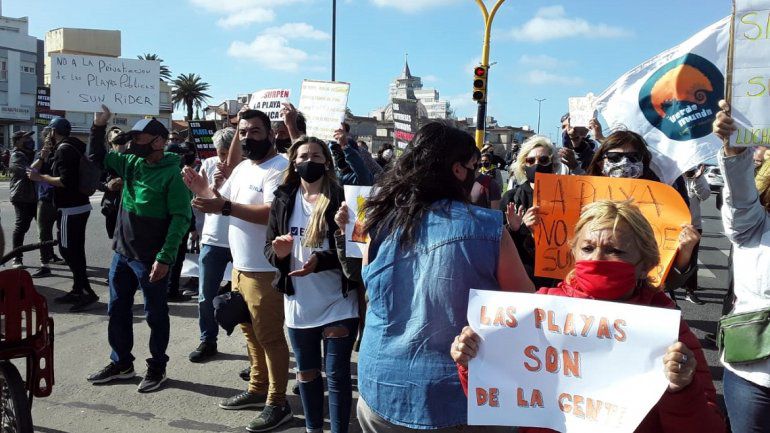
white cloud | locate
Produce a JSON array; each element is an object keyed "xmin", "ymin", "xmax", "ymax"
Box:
[
  {"xmin": 447, "ymin": 92, "xmax": 475, "ymax": 114},
  {"xmin": 423, "ymin": 74, "xmax": 439, "ymax": 83},
  {"xmin": 371, "ymin": 0, "xmax": 460, "ymax": 13},
  {"xmin": 216, "ymin": 9, "xmax": 275, "ymax": 28},
  {"xmin": 508, "ymin": 5, "xmax": 630, "ymax": 42},
  {"xmin": 524, "ymin": 70, "xmax": 583, "ymax": 86},
  {"xmin": 228, "ymin": 34, "xmax": 309, "ymax": 72},
  {"xmin": 263, "ymin": 23, "xmax": 331, "ymax": 40},
  {"xmin": 519, "ymin": 54, "xmax": 564, "ymax": 69}
]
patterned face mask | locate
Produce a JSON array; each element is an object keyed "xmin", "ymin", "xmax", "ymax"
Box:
[{"xmin": 602, "ymin": 157, "xmax": 644, "ymax": 179}]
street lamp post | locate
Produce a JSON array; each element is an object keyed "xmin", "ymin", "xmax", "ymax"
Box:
[
  {"xmin": 474, "ymin": 0, "xmax": 507, "ymax": 149},
  {"xmin": 535, "ymin": 98, "xmax": 546, "ymax": 135},
  {"xmin": 332, "ymin": 0, "xmax": 336, "ymax": 81}
]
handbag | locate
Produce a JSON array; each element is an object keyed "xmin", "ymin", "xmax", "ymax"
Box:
[{"xmin": 718, "ymin": 307, "xmax": 770, "ymax": 364}]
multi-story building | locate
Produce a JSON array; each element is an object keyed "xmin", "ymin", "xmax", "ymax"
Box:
[
  {"xmin": 43, "ymin": 27, "xmax": 173, "ymax": 138},
  {"xmin": 370, "ymin": 59, "xmax": 452, "ymax": 121},
  {"xmin": 0, "ymin": 4, "xmax": 43, "ymax": 148}
]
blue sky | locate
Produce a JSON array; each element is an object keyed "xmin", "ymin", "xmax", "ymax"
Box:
[{"xmin": 9, "ymin": 0, "xmax": 727, "ymax": 142}]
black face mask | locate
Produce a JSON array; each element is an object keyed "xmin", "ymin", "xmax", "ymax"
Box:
[
  {"xmin": 481, "ymin": 162, "xmax": 492, "ymax": 169},
  {"xmin": 244, "ymin": 138, "xmax": 272, "ymax": 161},
  {"xmin": 525, "ymin": 163, "xmax": 553, "ymax": 183},
  {"xmin": 127, "ymin": 137, "xmax": 157, "ymax": 158},
  {"xmin": 183, "ymin": 153, "xmax": 197, "ymax": 167},
  {"xmin": 275, "ymin": 138, "xmax": 292, "ymax": 154},
  {"xmin": 296, "ymin": 161, "xmax": 327, "ymax": 183}
]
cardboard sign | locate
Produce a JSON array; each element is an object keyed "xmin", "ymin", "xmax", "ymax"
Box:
[
  {"xmin": 392, "ymin": 98, "xmax": 419, "ymax": 149},
  {"xmin": 728, "ymin": 1, "xmax": 770, "ymax": 146},
  {"xmin": 248, "ymin": 88, "xmax": 291, "ymax": 121},
  {"xmin": 568, "ymin": 93, "xmax": 596, "ymax": 128},
  {"xmin": 298, "ymin": 80, "xmax": 350, "ymax": 142},
  {"xmin": 467, "ymin": 289, "xmax": 680, "ymax": 433},
  {"xmin": 533, "ymin": 174, "xmax": 690, "ymax": 283},
  {"xmin": 35, "ymin": 86, "xmax": 66, "ymax": 127},
  {"xmin": 344, "ymin": 185, "xmax": 373, "ymax": 259},
  {"xmin": 50, "ymin": 54, "xmax": 160, "ymax": 115},
  {"xmin": 188, "ymin": 121, "xmax": 218, "ymax": 159}
]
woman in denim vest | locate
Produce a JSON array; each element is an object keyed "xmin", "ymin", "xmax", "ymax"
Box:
[{"xmin": 356, "ymin": 122, "xmax": 534, "ymax": 432}]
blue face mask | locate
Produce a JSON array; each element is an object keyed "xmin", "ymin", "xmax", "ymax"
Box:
[{"xmin": 23, "ymin": 140, "xmax": 35, "ymax": 151}]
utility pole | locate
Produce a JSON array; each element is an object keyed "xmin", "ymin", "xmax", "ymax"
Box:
[
  {"xmin": 535, "ymin": 98, "xmax": 546, "ymax": 134},
  {"xmin": 332, "ymin": 0, "xmax": 336, "ymax": 81},
  {"xmin": 473, "ymin": 0, "xmax": 507, "ymax": 149}
]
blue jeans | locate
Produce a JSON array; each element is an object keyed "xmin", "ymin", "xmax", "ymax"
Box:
[
  {"xmin": 724, "ymin": 368, "xmax": 770, "ymax": 433},
  {"xmin": 108, "ymin": 252, "xmax": 171, "ymax": 369},
  {"xmin": 288, "ymin": 318, "xmax": 359, "ymax": 433},
  {"xmin": 198, "ymin": 244, "xmax": 232, "ymax": 343}
]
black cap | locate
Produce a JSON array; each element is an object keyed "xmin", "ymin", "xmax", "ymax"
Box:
[
  {"xmin": 116, "ymin": 117, "xmax": 169, "ymax": 143},
  {"xmin": 11, "ymin": 130, "xmax": 34, "ymax": 142},
  {"xmin": 212, "ymin": 291, "xmax": 251, "ymax": 336}
]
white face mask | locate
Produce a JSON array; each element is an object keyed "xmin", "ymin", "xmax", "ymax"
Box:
[{"xmin": 602, "ymin": 157, "xmax": 643, "ymax": 179}]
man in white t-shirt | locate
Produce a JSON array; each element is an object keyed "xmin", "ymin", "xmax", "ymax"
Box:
[
  {"xmin": 188, "ymin": 127, "xmax": 236, "ymax": 363},
  {"xmin": 182, "ymin": 110, "xmax": 292, "ymax": 432}
]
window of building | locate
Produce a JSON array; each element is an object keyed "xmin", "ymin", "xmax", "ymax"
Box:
[
  {"xmin": 0, "ymin": 60, "xmax": 6, "ymax": 82},
  {"xmin": 21, "ymin": 65, "xmax": 35, "ymax": 74},
  {"xmin": 0, "ymin": 26, "xmax": 20, "ymax": 33}
]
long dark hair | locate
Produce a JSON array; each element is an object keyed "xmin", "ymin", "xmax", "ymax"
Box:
[
  {"xmin": 586, "ymin": 130, "xmax": 658, "ymax": 181},
  {"xmin": 363, "ymin": 122, "xmax": 477, "ymax": 248}
]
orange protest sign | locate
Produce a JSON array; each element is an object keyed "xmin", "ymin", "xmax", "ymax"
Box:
[{"xmin": 532, "ymin": 173, "xmax": 691, "ymax": 284}]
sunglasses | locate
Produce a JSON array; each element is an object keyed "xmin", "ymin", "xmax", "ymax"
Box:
[
  {"xmin": 525, "ymin": 155, "xmax": 552, "ymax": 166},
  {"xmin": 604, "ymin": 151, "xmax": 642, "ymax": 164}
]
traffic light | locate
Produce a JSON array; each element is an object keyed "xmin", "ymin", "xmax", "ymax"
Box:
[{"xmin": 473, "ymin": 66, "xmax": 488, "ymax": 102}]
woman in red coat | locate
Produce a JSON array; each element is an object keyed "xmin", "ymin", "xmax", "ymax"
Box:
[{"xmin": 451, "ymin": 200, "xmax": 726, "ymax": 433}]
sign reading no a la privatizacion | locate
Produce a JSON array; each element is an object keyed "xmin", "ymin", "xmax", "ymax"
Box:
[
  {"xmin": 467, "ymin": 290, "xmax": 680, "ymax": 433},
  {"xmin": 50, "ymin": 54, "xmax": 160, "ymax": 116},
  {"xmin": 298, "ymin": 80, "xmax": 350, "ymax": 142}
]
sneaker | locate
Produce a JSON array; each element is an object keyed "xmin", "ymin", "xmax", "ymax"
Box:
[
  {"xmin": 219, "ymin": 391, "xmax": 267, "ymax": 410},
  {"xmin": 137, "ymin": 366, "xmax": 167, "ymax": 393},
  {"xmin": 182, "ymin": 288, "xmax": 198, "ymax": 297},
  {"xmin": 11, "ymin": 258, "xmax": 24, "ymax": 269},
  {"xmin": 239, "ymin": 366, "xmax": 251, "ymax": 382},
  {"xmin": 167, "ymin": 292, "xmax": 190, "ymax": 302},
  {"xmin": 31, "ymin": 267, "xmax": 51, "ymax": 278},
  {"xmin": 189, "ymin": 341, "xmax": 218, "ymax": 363},
  {"xmin": 70, "ymin": 293, "xmax": 99, "ymax": 312},
  {"xmin": 50, "ymin": 255, "xmax": 66, "ymax": 265},
  {"xmin": 54, "ymin": 291, "xmax": 82, "ymax": 304},
  {"xmin": 87, "ymin": 362, "xmax": 135, "ymax": 384},
  {"xmin": 685, "ymin": 290, "xmax": 706, "ymax": 305},
  {"xmin": 292, "ymin": 382, "xmax": 300, "ymax": 395},
  {"xmin": 246, "ymin": 403, "xmax": 293, "ymax": 432}
]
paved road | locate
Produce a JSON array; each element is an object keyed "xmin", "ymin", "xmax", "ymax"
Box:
[{"xmin": 0, "ymin": 184, "xmax": 732, "ymax": 432}]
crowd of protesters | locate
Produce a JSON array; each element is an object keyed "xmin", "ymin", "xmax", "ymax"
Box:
[{"xmin": 3, "ymin": 95, "xmax": 767, "ymax": 433}]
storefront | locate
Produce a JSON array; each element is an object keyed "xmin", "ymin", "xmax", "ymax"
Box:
[{"xmin": 0, "ymin": 105, "xmax": 34, "ymax": 149}]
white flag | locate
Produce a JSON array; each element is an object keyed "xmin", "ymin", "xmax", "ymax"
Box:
[{"xmin": 595, "ymin": 17, "xmax": 730, "ymax": 185}]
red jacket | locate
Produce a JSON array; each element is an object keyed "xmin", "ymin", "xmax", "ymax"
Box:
[{"xmin": 458, "ymin": 283, "xmax": 726, "ymax": 433}]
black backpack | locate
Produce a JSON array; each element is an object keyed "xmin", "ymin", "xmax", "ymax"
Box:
[{"xmin": 60, "ymin": 143, "xmax": 102, "ymax": 196}]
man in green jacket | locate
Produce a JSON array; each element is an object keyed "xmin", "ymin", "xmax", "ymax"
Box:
[{"xmin": 86, "ymin": 106, "xmax": 191, "ymax": 393}]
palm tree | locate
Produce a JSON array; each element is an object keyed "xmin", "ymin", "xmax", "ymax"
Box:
[
  {"xmin": 138, "ymin": 53, "xmax": 171, "ymax": 81},
  {"xmin": 172, "ymin": 73, "xmax": 211, "ymax": 121}
]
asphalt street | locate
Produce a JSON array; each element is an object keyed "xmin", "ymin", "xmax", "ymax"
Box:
[{"xmin": 0, "ymin": 183, "xmax": 732, "ymax": 433}]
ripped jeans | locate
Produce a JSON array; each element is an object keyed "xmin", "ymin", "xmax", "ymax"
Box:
[{"xmin": 288, "ymin": 317, "xmax": 359, "ymax": 433}]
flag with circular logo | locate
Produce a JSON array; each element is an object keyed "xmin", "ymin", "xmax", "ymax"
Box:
[{"xmin": 595, "ymin": 17, "xmax": 730, "ymax": 185}]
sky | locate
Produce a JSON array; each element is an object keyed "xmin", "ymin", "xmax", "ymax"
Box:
[{"xmin": 7, "ymin": 0, "xmax": 728, "ymax": 142}]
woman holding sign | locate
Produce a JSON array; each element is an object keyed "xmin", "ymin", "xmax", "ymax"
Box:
[
  {"xmin": 356, "ymin": 122, "xmax": 533, "ymax": 433},
  {"xmin": 712, "ymin": 101, "xmax": 770, "ymax": 433},
  {"xmin": 264, "ymin": 136, "xmax": 360, "ymax": 433},
  {"xmin": 452, "ymin": 200, "xmax": 726, "ymax": 433}
]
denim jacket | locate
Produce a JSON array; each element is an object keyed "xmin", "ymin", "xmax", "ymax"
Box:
[{"xmin": 359, "ymin": 200, "xmax": 503, "ymax": 428}]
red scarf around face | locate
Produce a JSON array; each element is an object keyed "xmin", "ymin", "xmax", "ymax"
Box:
[{"xmin": 570, "ymin": 260, "xmax": 637, "ymax": 300}]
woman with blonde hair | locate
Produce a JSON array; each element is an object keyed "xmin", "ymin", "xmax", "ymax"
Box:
[
  {"xmin": 265, "ymin": 136, "xmax": 360, "ymax": 433},
  {"xmin": 452, "ymin": 200, "xmax": 727, "ymax": 433}
]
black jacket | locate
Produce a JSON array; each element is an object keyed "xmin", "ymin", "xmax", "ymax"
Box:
[
  {"xmin": 264, "ymin": 182, "xmax": 359, "ymax": 297},
  {"xmin": 51, "ymin": 136, "xmax": 90, "ymax": 208},
  {"xmin": 9, "ymin": 148, "xmax": 37, "ymax": 204}
]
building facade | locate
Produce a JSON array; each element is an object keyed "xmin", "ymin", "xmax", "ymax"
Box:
[
  {"xmin": 370, "ymin": 59, "xmax": 452, "ymax": 121},
  {"xmin": 0, "ymin": 9, "xmax": 42, "ymax": 148}
]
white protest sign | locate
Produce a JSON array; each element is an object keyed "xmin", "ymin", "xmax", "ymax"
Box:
[
  {"xmin": 248, "ymin": 89, "xmax": 291, "ymax": 121},
  {"xmin": 50, "ymin": 54, "xmax": 160, "ymax": 115},
  {"xmin": 298, "ymin": 80, "xmax": 350, "ymax": 142},
  {"xmin": 467, "ymin": 290, "xmax": 680, "ymax": 433},
  {"xmin": 729, "ymin": 1, "xmax": 770, "ymax": 146},
  {"xmin": 568, "ymin": 93, "xmax": 596, "ymax": 128},
  {"xmin": 343, "ymin": 185, "xmax": 373, "ymax": 259}
]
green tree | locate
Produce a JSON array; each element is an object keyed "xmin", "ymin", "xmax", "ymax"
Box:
[
  {"xmin": 172, "ymin": 73, "xmax": 211, "ymax": 121},
  {"xmin": 138, "ymin": 53, "xmax": 171, "ymax": 81}
]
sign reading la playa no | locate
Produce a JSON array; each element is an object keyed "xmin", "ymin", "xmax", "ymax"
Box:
[{"xmin": 50, "ymin": 54, "xmax": 160, "ymax": 116}]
